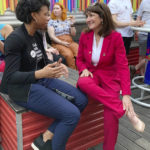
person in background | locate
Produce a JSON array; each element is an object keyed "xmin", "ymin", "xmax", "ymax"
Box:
[
  {"xmin": 0, "ymin": 24, "xmax": 13, "ymax": 73},
  {"xmin": 0, "ymin": 0, "xmax": 88, "ymax": 150},
  {"xmin": 76, "ymin": 2, "xmax": 145, "ymax": 150},
  {"xmin": 0, "ymin": 41, "xmax": 4, "ymax": 54},
  {"xmin": 108, "ymin": 0, "xmax": 144, "ymax": 55},
  {"xmin": 130, "ymin": 0, "xmax": 150, "ymax": 79},
  {"xmin": 47, "ymin": 2, "xmax": 78, "ymax": 69},
  {"xmin": 42, "ymin": 31, "xmax": 66, "ymax": 64},
  {"xmin": 0, "ymin": 24, "xmax": 13, "ymax": 54}
]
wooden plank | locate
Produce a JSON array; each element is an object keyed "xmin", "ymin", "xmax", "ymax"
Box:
[
  {"xmin": 119, "ymin": 124, "xmax": 141, "ymax": 141},
  {"xmin": 135, "ymin": 138, "xmax": 150, "ymax": 150},
  {"xmin": 115, "ymin": 143, "xmax": 128, "ymax": 150},
  {"xmin": 119, "ymin": 116, "xmax": 150, "ymax": 143},
  {"xmin": 117, "ymin": 133, "xmax": 145, "ymax": 150}
]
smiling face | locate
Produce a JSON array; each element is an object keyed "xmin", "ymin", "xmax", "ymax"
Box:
[
  {"xmin": 53, "ymin": 4, "xmax": 62, "ymax": 18},
  {"xmin": 32, "ymin": 6, "xmax": 50, "ymax": 30},
  {"xmin": 86, "ymin": 11, "xmax": 103, "ymax": 32}
]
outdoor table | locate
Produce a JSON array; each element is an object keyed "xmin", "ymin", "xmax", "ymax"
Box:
[{"xmin": 130, "ymin": 25, "xmax": 150, "ymax": 107}]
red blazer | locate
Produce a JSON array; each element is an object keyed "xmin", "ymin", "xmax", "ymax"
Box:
[{"xmin": 76, "ymin": 30, "xmax": 131, "ymax": 96}]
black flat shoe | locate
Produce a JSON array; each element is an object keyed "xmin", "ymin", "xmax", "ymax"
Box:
[{"xmin": 31, "ymin": 134, "xmax": 52, "ymax": 150}]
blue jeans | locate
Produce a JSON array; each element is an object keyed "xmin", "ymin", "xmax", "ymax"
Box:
[{"xmin": 16, "ymin": 78, "xmax": 88, "ymax": 150}]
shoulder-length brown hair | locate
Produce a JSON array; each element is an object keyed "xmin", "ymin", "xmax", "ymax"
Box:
[
  {"xmin": 51, "ymin": 2, "xmax": 67, "ymax": 21},
  {"xmin": 84, "ymin": 2, "xmax": 115, "ymax": 37}
]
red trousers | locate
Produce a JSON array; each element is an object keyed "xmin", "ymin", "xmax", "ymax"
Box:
[{"xmin": 77, "ymin": 76, "xmax": 125, "ymax": 150}]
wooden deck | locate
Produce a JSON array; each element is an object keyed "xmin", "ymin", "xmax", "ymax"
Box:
[
  {"xmin": 89, "ymin": 88, "xmax": 150, "ymax": 150},
  {"xmin": 61, "ymin": 69, "xmax": 150, "ymax": 150},
  {"xmin": 0, "ymin": 68, "xmax": 150, "ymax": 150}
]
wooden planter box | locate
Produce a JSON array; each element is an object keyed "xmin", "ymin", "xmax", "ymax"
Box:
[
  {"xmin": 0, "ymin": 95, "xmax": 104, "ymax": 150},
  {"xmin": 0, "ymin": 69, "xmax": 104, "ymax": 150}
]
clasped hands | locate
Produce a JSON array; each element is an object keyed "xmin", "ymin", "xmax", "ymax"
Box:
[
  {"xmin": 41, "ymin": 58, "xmax": 68, "ymax": 79},
  {"xmin": 130, "ymin": 20, "xmax": 145, "ymax": 27}
]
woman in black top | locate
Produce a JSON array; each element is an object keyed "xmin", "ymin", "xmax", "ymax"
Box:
[{"xmin": 0, "ymin": 0, "xmax": 88, "ymax": 150}]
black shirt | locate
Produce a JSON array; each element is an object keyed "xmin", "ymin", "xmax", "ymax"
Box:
[{"xmin": 0, "ymin": 24, "xmax": 52, "ymax": 102}]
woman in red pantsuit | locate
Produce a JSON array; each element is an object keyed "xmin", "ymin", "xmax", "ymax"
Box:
[{"xmin": 76, "ymin": 2, "xmax": 145, "ymax": 150}]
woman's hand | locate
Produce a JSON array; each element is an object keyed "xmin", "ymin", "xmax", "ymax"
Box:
[
  {"xmin": 46, "ymin": 48, "xmax": 53, "ymax": 61},
  {"xmin": 47, "ymin": 47, "xmax": 59, "ymax": 55},
  {"xmin": 42, "ymin": 63, "xmax": 65, "ymax": 78},
  {"xmin": 80, "ymin": 69, "xmax": 93, "ymax": 78},
  {"xmin": 60, "ymin": 63, "xmax": 69, "ymax": 78},
  {"xmin": 122, "ymin": 95, "xmax": 136, "ymax": 116},
  {"xmin": 55, "ymin": 58, "xmax": 68, "ymax": 78},
  {"xmin": 35, "ymin": 62, "xmax": 65, "ymax": 79},
  {"xmin": 67, "ymin": 15, "xmax": 75, "ymax": 25},
  {"xmin": 130, "ymin": 20, "xmax": 145, "ymax": 27},
  {"xmin": 61, "ymin": 41, "xmax": 70, "ymax": 47}
]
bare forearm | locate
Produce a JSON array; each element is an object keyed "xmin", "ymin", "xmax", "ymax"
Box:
[
  {"xmin": 4, "ymin": 25, "xmax": 13, "ymax": 38},
  {"xmin": 112, "ymin": 14, "xmax": 138, "ymax": 28},
  {"xmin": 35, "ymin": 69, "xmax": 44, "ymax": 79},
  {"xmin": 48, "ymin": 27, "xmax": 69, "ymax": 47},
  {"xmin": 114, "ymin": 20, "xmax": 130, "ymax": 28},
  {"xmin": 48, "ymin": 27, "xmax": 63, "ymax": 44},
  {"xmin": 51, "ymin": 36, "xmax": 63, "ymax": 44},
  {"xmin": 70, "ymin": 26, "xmax": 76, "ymax": 36},
  {"xmin": 0, "ymin": 41, "xmax": 4, "ymax": 54},
  {"xmin": 50, "ymin": 35, "xmax": 70, "ymax": 47}
]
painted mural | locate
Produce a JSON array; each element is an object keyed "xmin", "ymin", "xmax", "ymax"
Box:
[{"xmin": 0, "ymin": 0, "xmax": 142, "ymax": 15}]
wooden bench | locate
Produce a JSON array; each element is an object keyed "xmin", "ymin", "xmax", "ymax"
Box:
[{"xmin": 0, "ymin": 69, "xmax": 104, "ymax": 150}]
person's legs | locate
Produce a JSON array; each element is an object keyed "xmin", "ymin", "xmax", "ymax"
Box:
[
  {"xmin": 137, "ymin": 57, "xmax": 146, "ymax": 76},
  {"xmin": 39, "ymin": 78, "xmax": 88, "ymax": 113},
  {"xmin": 78, "ymin": 76, "xmax": 122, "ymax": 149},
  {"xmin": 69, "ymin": 42, "xmax": 79, "ymax": 57},
  {"xmin": 36, "ymin": 79, "xmax": 87, "ymax": 149},
  {"xmin": 52, "ymin": 44, "xmax": 76, "ymax": 69},
  {"xmin": 77, "ymin": 76, "xmax": 125, "ymax": 119},
  {"xmin": 103, "ymin": 106, "xmax": 119, "ymax": 150},
  {"xmin": 130, "ymin": 57, "xmax": 146, "ymax": 79},
  {"xmin": 138, "ymin": 34, "xmax": 147, "ymax": 76},
  {"xmin": 16, "ymin": 79, "xmax": 87, "ymax": 150},
  {"xmin": 123, "ymin": 37, "xmax": 132, "ymax": 55}
]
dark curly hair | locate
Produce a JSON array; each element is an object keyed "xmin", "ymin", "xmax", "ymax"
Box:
[{"xmin": 16, "ymin": 0, "xmax": 50, "ymax": 24}]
